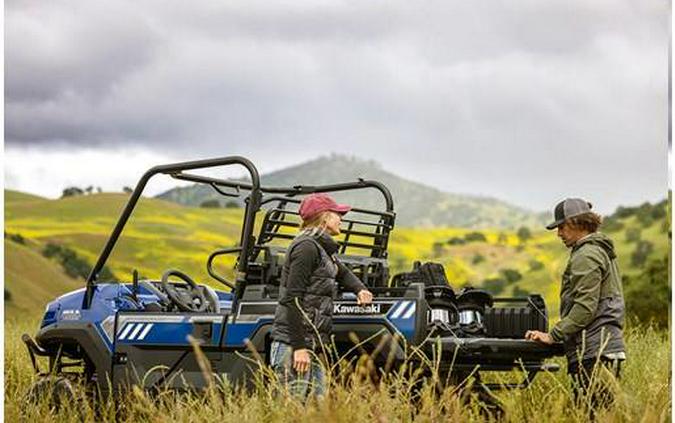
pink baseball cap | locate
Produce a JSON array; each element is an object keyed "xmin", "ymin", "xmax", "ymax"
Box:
[{"xmin": 298, "ymin": 193, "xmax": 352, "ymax": 221}]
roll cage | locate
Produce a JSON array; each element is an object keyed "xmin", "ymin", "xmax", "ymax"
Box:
[{"xmin": 83, "ymin": 156, "xmax": 396, "ymax": 309}]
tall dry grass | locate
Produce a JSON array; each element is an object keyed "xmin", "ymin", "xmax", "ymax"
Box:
[{"xmin": 5, "ymin": 317, "xmax": 670, "ymax": 422}]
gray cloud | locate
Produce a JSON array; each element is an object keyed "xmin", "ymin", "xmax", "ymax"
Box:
[{"xmin": 5, "ymin": 0, "xmax": 668, "ymax": 213}]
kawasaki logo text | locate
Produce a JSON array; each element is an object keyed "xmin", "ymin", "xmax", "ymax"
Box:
[{"xmin": 334, "ymin": 304, "xmax": 382, "ymax": 314}]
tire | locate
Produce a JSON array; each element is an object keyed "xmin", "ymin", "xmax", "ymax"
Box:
[{"xmin": 25, "ymin": 375, "xmax": 82, "ymax": 414}]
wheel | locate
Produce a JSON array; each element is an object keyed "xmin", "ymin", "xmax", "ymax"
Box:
[{"xmin": 25, "ymin": 375, "xmax": 82, "ymax": 414}]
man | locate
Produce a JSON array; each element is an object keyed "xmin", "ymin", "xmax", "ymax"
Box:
[{"xmin": 525, "ymin": 198, "xmax": 626, "ymax": 410}]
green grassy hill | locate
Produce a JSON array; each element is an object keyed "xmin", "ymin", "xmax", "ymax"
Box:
[
  {"xmin": 5, "ymin": 190, "xmax": 669, "ymax": 323},
  {"xmin": 4, "ymin": 239, "xmax": 82, "ymax": 315},
  {"xmin": 5, "ymin": 189, "xmax": 46, "ymax": 203},
  {"xmin": 5, "ymin": 192, "xmax": 244, "ymax": 289}
]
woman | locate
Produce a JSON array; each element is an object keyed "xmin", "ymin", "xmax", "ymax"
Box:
[{"xmin": 270, "ymin": 193, "xmax": 374, "ymax": 399}]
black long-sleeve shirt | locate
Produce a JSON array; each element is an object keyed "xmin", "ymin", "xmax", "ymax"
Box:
[{"xmin": 280, "ymin": 233, "xmax": 367, "ymax": 349}]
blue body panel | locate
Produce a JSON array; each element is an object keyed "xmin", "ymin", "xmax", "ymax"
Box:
[
  {"xmin": 38, "ymin": 285, "xmax": 415, "ymax": 352},
  {"xmin": 222, "ymin": 299, "xmax": 419, "ymax": 347},
  {"xmin": 39, "ymin": 283, "xmax": 234, "ymax": 352},
  {"xmin": 116, "ymin": 319, "xmax": 224, "ymax": 345}
]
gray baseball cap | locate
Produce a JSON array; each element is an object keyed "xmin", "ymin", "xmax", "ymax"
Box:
[{"xmin": 546, "ymin": 198, "xmax": 593, "ymax": 230}]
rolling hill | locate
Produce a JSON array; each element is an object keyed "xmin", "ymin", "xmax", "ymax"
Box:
[
  {"xmin": 4, "ymin": 189, "xmax": 669, "ymax": 323},
  {"xmin": 157, "ymin": 154, "xmax": 548, "ymax": 229}
]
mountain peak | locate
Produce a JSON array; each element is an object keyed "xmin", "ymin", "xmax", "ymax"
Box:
[{"xmin": 157, "ymin": 156, "xmax": 545, "ymax": 229}]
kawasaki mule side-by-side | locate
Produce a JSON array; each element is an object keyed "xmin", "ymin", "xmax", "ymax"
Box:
[{"xmin": 22, "ymin": 156, "xmax": 563, "ymax": 402}]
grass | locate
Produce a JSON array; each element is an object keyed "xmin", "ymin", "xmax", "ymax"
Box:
[{"xmin": 4, "ymin": 315, "xmax": 671, "ymax": 422}]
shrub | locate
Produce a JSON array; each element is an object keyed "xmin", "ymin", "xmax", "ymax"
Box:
[
  {"xmin": 447, "ymin": 237, "xmax": 466, "ymax": 246},
  {"xmin": 625, "ymin": 227, "xmax": 641, "ymax": 243},
  {"xmin": 501, "ymin": 268, "xmax": 522, "ymax": 283},
  {"xmin": 200, "ymin": 199, "xmax": 221, "ymax": 208},
  {"xmin": 5, "ymin": 232, "xmax": 25, "ymax": 245},
  {"xmin": 614, "ymin": 206, "xmax": 635, "ymax": 219},
  {"xmin": 651, "ymin": 201, "xmax": 667, "ymax": 220},
  {"xmin": 516, "ymin": 227, "xmax": 531, "ymax": 243},
  {"xmin": 61, "ymin": 186, "xmax": 84, "ymax": 198},
  {"xmin": 631, "ymin": 240, "xmax": 654, "ymax": 267},
  {"xmin": 601, "ymin": 216, "xmax": 624, "ymax": 232},
  {"xmin": 42, "ymin": 243, "xmax": 64, "ymax": 258},
  {"xmin": 61, "ymin": 253, "xmax": 91, "ymax": 279},
  {"xmin": 4, "ymin": 288, "xmax": 11, "ymax": 302},
  {"xmin": 225, "ymin": 201, "xmax": 241, "ymax": 209},
  {"xmin": 528, "ymin": 260, "xmax": 544, "ymax": 271},
  {"xmin": 41, "ymin": 242, "xmax": 116, "ymax": 281},
  {"xmin": 483, "ymin": 278, "xmax": 506, "ymax": 294},
  {"xmin": 471, "ymin": 254, "xmax": 485, "ymax": 265},
  {"xmin": 464, "ymin": 232, "xmax": 486, "ymax": 243},
  {"xmin": 636, "ymin": 211, "xmax": 654, "ymax": 227},
  {"xmin": 624, "ymin": 254, "xmax": 669, "ymax": 327}
]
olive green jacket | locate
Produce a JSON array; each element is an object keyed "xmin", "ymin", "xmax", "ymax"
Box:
[{"xmin": 550, "ymin": 232, "xmax": 626, "ymax": 363}]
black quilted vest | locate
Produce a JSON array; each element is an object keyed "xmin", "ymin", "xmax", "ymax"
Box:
[{"xmin": 271, "ymin": 233, "xmax": 339, "ymax": 350}]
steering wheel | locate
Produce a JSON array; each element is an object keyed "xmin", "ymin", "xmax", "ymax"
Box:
[{"xmin": 160, "ymin": 269, "xmax": 208, "ymax": 312}]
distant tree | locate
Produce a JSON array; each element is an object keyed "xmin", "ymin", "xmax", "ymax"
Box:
[
  {"xmin": 85, "ymin": 185, "xmax": 93, "ymax": 195},
  {"xmin": 5, "ymin": 232, "xmax": 26, "ymax": 245},
  {"xmin": 601, "ymin": 216, "xmax": 624, "ymax": 232},
  {"xmin": 42, "ymin": 243, "xmax": 64, "ymax": 258},
  {"xmin": 483, "ymin": 278, "xmax": 506, "ymax": 295},
  {"xmin": 472, "ymin": 254, "xmax": 485, "ymax": 265},
  {"xmin": 225, "ymin": 201, "xmax": 241, "ymax": 209},
  {"xmin": 528, "ymin": 260, "xmax": 544, "ymax": 271},
  {"xmin": 631, "ymin": 240, "xmax": 654, "ymax": 267},
  {"xmin": 623, "ymin": 254, "xmax": 669, "ymax": 327},
  {"xmin": 96, "ymin": 186, "xmax": 103, "ymax": 194},
  {"xmin": 200, "ymin": 199, "xmax": 221, "ymax": 208},
  {"xmin": 464, "ymin": 232, "xmax": 486, "ymax": 243},
  {"xmin": 501, "ymin": 268, "xmax": 522, "ymax": 283},
  {"xmin": 625, "ymin": 227, "xmax": 641, "ymax": 243},
  {"xmin": 516, "ymin": 226, "xmax": 532, "ymax": 243},
  {"xmin": 61, "ymin": 186, "xmax": 84, "ymax": 198},
  {"xmin": 635, "ymin": 206, "xmax": 654, "ymax": 227},
  {"xmin": 651, "ymin": 201, "xmax": 667, "ymax": 220},
  {"xmin": 122, "ymin": 186, "xmax": 133, "ymax": 194},
  {"xmin": 60, "ymin": 249, "xmax": 91, "ymax": 279},
  {"xmin": 614, "ymin": 206, "xmax": 635, "ymax": 219},
  {"xmin": 447, "ymin": 237, "xmax": 466, "ymax": 246},
  {"xmin": 41, "ymin": 242, "xmax": 109, "ymax": 281},
  {"xmin": 4, "ymin": 288, "xmax": 11, "ymax": 302}
]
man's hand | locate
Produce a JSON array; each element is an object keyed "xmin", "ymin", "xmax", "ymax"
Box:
[
  {"xmin": 525, "ymin": 330, "xmax": 554, "ymax": 345},
  {"xmin": 293, "ymin": 348, "xmax": 311, "ymax": 373},
  {"xmin": 357, "ymin": 289, "xmax": 373, "ymax": 305}
]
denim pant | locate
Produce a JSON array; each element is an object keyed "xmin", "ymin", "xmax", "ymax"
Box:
[
  {"xmin": 270, "ymin": 340, "xmax": 325, "ymax": 399},
  {"xmin": 568, "ymin": 356, "xmax": 622, "ymax": 418}
]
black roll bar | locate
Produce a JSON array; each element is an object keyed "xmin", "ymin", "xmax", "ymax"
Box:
[
  {"xmin": 82, "ymin": 156, "xmax": 261, "ymax": 309},
  {"xmin": 171, "ymin": 173, "xmax": 395, "ymax": 213}
]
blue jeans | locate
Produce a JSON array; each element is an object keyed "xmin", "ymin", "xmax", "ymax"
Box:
[{"xmin": 270, "ymin": 340, "xmax": 325, "ymax": 399}]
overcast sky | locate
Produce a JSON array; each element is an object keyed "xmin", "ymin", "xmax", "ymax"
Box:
[{"xmin": 4, "ymin": 1, "xmax": 669, "ymax": 214}]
